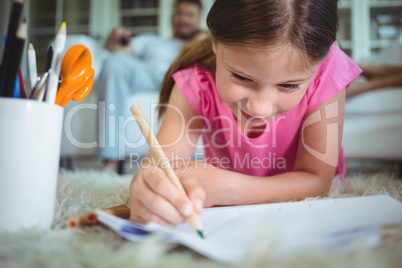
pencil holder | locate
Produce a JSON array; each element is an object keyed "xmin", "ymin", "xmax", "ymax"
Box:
[{"xmin": 0, "ymin": 98, "xmax": 63, "ymax": 232}]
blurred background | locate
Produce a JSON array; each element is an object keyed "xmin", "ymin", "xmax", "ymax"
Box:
[
  {"xmin": 0, "ymin": 0, "xmax": 214, "ymax": 75},
  {"xmin": 0, "ymin": 0, "xmax": 401, "ymax": 176},
  {"xmin": 1, "ymin": 0, "xmax": 401, "ymax": 74}
]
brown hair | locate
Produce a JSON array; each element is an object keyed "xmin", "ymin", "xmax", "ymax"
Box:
[{"xmin": 159, "ymin": 0, "xmax": 339, "ymax": 119}]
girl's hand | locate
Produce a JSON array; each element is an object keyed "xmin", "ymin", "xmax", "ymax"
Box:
[{"xmin": 129, "ymin": 164, "xmax": 205, "ymax": 227}]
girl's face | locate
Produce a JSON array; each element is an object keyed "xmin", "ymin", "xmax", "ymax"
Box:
[{"xmin": 212, "ymin": 42, "xmax": 318, "ymax": 128}]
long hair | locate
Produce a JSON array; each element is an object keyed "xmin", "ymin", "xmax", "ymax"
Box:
[{"xmin": 158, "ymin": 0, "xmax": 339, "ymax": 119}]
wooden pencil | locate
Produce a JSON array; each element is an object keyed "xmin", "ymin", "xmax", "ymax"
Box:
[
  {"xmin": 101, "ymin": 204, "xmax": 131, "ymax": 219},
  {"xmin": 0, "ymin": 0, "xmax": 24, "ymax": 96},
  {"xmin": 67, "ymin": 215, "xmax": 89, "ymax": 228},
  {"xmin": 66, "ymin": 204, "xmax": 130, "ymax": 228},
  {"xmin": 130, "ymin": 103, "xmax": 205, "ymax": 238},
  {"xmin": 2, "ymin": 20, "xmax": 26, "ymax": 97}
]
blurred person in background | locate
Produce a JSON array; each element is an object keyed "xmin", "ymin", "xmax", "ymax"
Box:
[{"xmin": 97, "ymin": 0, "xmax": 207, "ymax": 172}]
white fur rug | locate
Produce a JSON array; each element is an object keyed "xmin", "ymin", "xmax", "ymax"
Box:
[{"xmin": 1, "ymin": 170, "xmax": 402, "ymax": 268}]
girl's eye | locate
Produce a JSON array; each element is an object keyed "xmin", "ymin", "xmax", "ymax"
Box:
[
  {"xmin": 279, "ymin": 84, "xmax": 300, "ymax": 91},
  {"xmin": 231, "ymin": 73, "xmax": 251, "ymax": 82}
]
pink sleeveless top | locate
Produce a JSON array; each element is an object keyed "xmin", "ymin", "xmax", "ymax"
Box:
[{"xmin": 173, "ymin": 44, "xmax": 362, "ymax": 178}]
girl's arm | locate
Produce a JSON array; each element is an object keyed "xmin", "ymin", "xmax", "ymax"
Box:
[
  {"xmin": 174, "ymin": 88, "xmax": 346, "ymax": 207},
  {"xmin": 154, "ymin": 84, "xmax": 203, "ymax": 160}
]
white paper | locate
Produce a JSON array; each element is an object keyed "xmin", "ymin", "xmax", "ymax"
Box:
[{"xmin": 97, "ymin": 195, "xmax": 402, "ymax": 263}]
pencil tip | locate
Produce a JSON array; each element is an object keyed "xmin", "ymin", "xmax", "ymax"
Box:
[
  {"xmin": 59, "ymin": 22, "xmax": 67, "ymax": 35},
  {"xmin": 67, "ymin": 219, "xmax": 77, "ymax": 228},
  {"xmin": 87, "ymin": 212, "xmax": 97, "ymax": 223},
  {"xmin": 16, "ymin": 21, "xmax": 26, "ymax": 38},
  {"xmin": 197, "ymin": 230, "xmax": 205, "ymax": 239}
]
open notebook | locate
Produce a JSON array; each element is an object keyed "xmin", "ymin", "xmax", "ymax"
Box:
[{"xmin": 97, "ymin": 195, "xmax": 402, "ymax": 263}]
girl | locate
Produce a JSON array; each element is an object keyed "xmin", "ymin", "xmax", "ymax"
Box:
[{"xmin": 129, "ymin": 0, "xmax": 362, "ymax": 226}]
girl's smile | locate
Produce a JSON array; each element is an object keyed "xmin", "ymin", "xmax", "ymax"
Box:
[
  {"xmin": 239, "ymin": 107, "xmax": 271, "ymax": 124},
  {"xmin": 212, "ymin": 42, "xmax": 318, "ymax": 131}
]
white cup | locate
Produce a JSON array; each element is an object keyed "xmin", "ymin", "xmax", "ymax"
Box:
[{"xmin": 0, "ymin": 98, "xmax": 63, "ymax": 232}]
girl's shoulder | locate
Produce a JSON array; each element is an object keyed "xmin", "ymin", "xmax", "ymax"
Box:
[
  {"xmin": 315, "ymin": 44, "xmax": 360, "ymax": 75},
  {"xmin": 172, "ymin": 65, "xmax": 216, "ymax": 93},
  {"xmin": 172, "ymin": 65, "xmax": 219, "ymax": 117},
  {"xmin": 305, "ymin": 44, "xmax": 362, "ymax": 113},
  {"xmin": 173, "ymin": 64, "xmax": 214, "ymax": 82}
]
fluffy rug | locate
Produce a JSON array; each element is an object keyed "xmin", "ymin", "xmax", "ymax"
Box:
[{"xmin": 1, "ymin": 170, "xmax": 402, "ymax": 268}]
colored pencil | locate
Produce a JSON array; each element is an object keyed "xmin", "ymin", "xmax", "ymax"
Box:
[
  {"xmin": 66, "ymin": 204, "xmax": 130, "ymax": 228},
  {"xmin": 12, "ymin": 76, "xmax": 21, "ymax": 98},
  {"xmin": 0, "ymin": 0, "xmax": 24, "ymax": 96},
  {"xmin": 2, "ymin": 21, "xmax": 26, "ymax": 97},
  {"xmin": 17, "ymin": 68, "xmax": 26, "ymax": 98},
  {"xmin": 28, "ymin": 43, "xmax": 38, "ymax": 89},
  {"xmin": 45, "ymin": 46, "xmax": 53, "ymax": 72},
  {"xmin": 2, "ymin": 34, "xmax": 25, "ymax": 98},
  {"xmin": 130, "ymin": 103, "xmax": 205, "ymax": 239}
]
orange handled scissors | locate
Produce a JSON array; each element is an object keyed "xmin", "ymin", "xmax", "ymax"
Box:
[{"xmin": 55, "ymin": 44, "xmax": 95, "ymax": 107}]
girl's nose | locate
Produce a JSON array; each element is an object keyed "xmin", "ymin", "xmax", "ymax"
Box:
[{"xmin": 246, "ymin": 90, "xmax": 275, "ymax": 117}]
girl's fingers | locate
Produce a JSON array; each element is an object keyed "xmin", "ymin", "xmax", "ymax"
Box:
[
  {"xmin": 131, "ymin": 167, "xmax": 188, "ymax": 225},
  {"xmin": 181, "ymin": 178, "xmax": 206, "ymax": 214},
  {"xmin": 129, "ymin": 165, "xmax": 205, "ymax": 226},
  {"xmin": 129, "ymin": 199, "xmax": 172, "ymax": 227},
  {"xmin": 143, "ymin": 167, "xmax": 195, "ymax": 217},
  {"xmin": 137, "ymin": 188, "xmax": 185, "ymax": 225}
]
